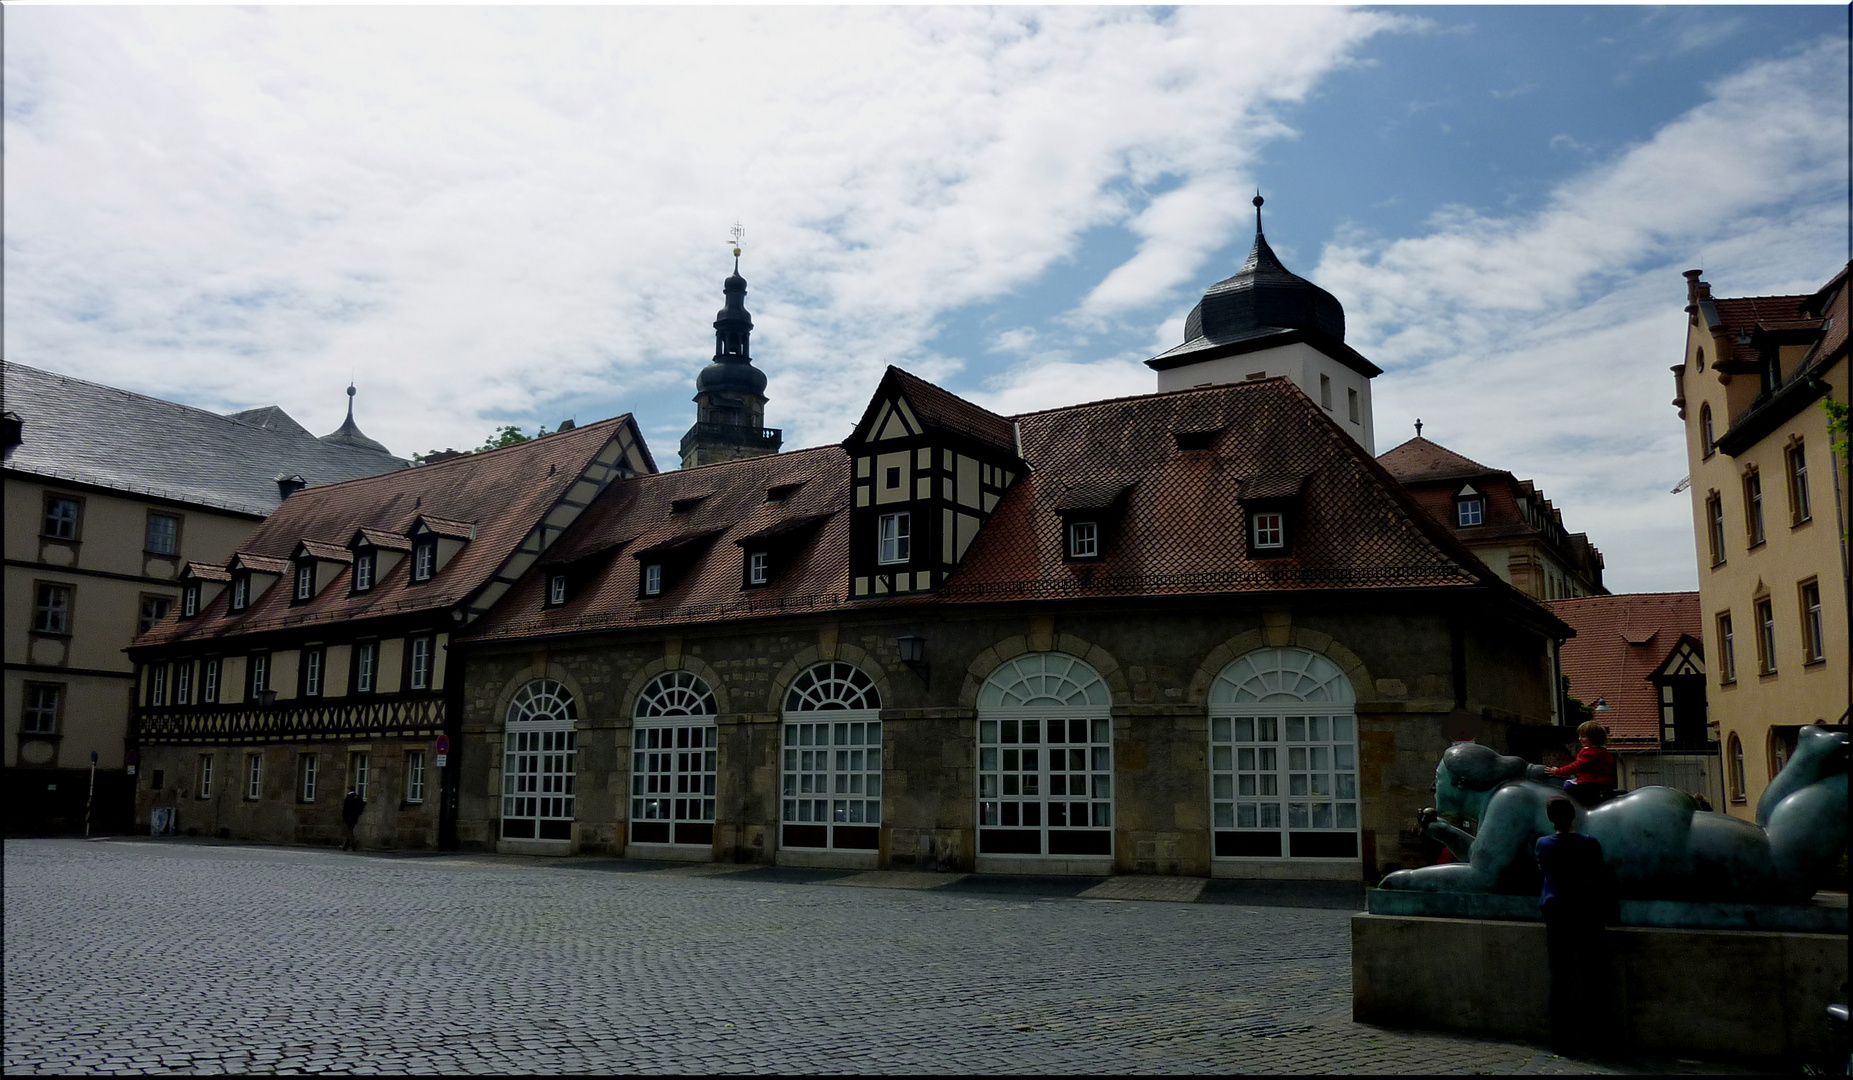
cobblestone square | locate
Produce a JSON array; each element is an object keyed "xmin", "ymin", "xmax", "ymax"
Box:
[{"xmin": 4, "ymin": 839, "xmax": 1749, "ymax": 1075}]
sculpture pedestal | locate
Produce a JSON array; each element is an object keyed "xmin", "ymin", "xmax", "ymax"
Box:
[{"xmin": 1352, "ymin": 909, "xmax": 1848, "ymax": 1064}]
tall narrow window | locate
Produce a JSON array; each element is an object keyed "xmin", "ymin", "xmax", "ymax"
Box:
[
  {"xmin": 782, "ymin": 663, "xmax": 883, "ymax": 851},
  {"xmin": 976, "ymin": 654, "xmax": 1111, "ymax": 858},
  {"xmin": 1346, "ymin": 388, "xmax": 1360, "ymax": 424},
  {"xmin": 349, "ymin": 752, "xmax": 370, "ymax": 800},
  {"xmin": 1700, "ymin": 403, "xmax": 1715, "ymax": 456},
  {"xmin": 631, "ymin": 671, "xmax": 719, "ymax": 847},
  {"xmin": 1754, "ymin": 598, "xmax": 1777, "ymax": 675},
  {"xmin": 1728, "ymin": 734, "xmax": 1746, "ymax": 802},
  {"xmin": 354, "ymin": 642, "xmax": 377, "ymax": 694},
  {"xmin": 33, "ymin": 583, "xmax": 71, "ymax": 634},
  {"xmin": 250, "ymin": 653, "xmax": 270, "ymax": 696},
  {"xmin": 746, "ymin": 552, "xmax": 768, "ymax": 586},
  {"xmin": 145, "ymin": 513, "xmax": 179, "ymax": 556},
  {"xmin": 1743, "ymin": 470, "xmax": 1765, "ymax": 546},
  {"xmin": 501, "ymin": 679, "xmax": 578, "ymax": 841},
  {"xmin": 245, "ymin": 754, "xmax": 263, "ymax": 800},
  {"xmin": 202, "ymin": 659, "xmax": 220, "ymax": 703},
  {"xmin": 174, "ymin": 661, "xmax": 192, "ymax": 705},
  {"xmin": 148, "ymin": 665, "xmax": 167, "ymax": 706},
  {"xmin": 549, "ymin": 575, "xmax": 568, "ymax": 605},
  {"xmin": 1705, "ymin": 494, "xmax": 1726, "ymax": 566},
  {"xmin": 353, "ymin": 552, "xmax": 375, "ymax": 592},
  {"xmin": 405, "ymin": 750, "xmax": 426, "ymax": 804},
  {"xmin": 412, "ymin": 542, "xmax": 436, "ymax": 582},
  {"xmin": 1786, "ymin": 443, "xmax": 1811, "ymax": 524},
  {"xmin": 1799, "ymin": 581, "xmax": 1824, "ymax": 664},
  {"xmin": 295, "ymin": 564, "xmax": 315, "ymax": 601},
  {"xmin": 878, "ymin": 512, "xmax": 911, "ymax": 564},
  {"xmin": 303, "ymin": 648, "xmax": 325, "ymax": 698},
  {"xmin": 299, "ymin": 754, "xmax": 318, "ymax": 802},
  {"xmin": 231, "ymin": 576, "xmax": 249, "ymax": 611},
  {"xmin": 183, "ymin": 586, "xmax": 199, "ymax": 617},
  {"xmin": 197, "ymin": 754, "xmax": 214, "ymax": 799},
  {"xmin": 1318, "ymin": 374, "xmax": 1333, "ymax": 410},
  {"xmin": 408, "ymin": 636, "xmax": 433, "ymax": 690},
  {"xmin": 642, "ymin": 564, "xmax": 663, "ymax": 596}
]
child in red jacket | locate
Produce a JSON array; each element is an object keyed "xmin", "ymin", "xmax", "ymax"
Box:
[{"xmin": 1548, "ymin": 721, "xmax": 1616, "ymax": 807}]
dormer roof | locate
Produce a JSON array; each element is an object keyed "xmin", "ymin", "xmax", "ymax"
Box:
[
  {"xmin": 182, "ymin": 562, "xmax": 232, "ymax": 583},
  {"xmin": 412, "ymin": 515, "xmax": 476, "ymax": 541},
  {"xmin": 230, "ymin": 552, "xmax": 291, "ymax": 575},
  {"xmin": 349, "ymin": 527, "xmax": 413, "ymax": 552},
  {"xmin": 294, "ymin": 539, "xmax": 354, "ymax": 563},
  {"xmin": 845, "ymin": 367, "xmax": 1017, "ymax": 455}
]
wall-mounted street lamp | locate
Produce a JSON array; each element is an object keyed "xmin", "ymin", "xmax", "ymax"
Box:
[
  {"xmin": 895, "ymin": 633, "xmax": 929, "ymax": 690},
  {"xmin": 256, "ymin": 689, "xmax": 279, "ymax": 708},
  {"xmin": 1592, "ymin": 696, "xmax": 1610, "ymax": 712}
]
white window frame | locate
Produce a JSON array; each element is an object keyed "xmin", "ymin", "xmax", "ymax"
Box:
[
  {"xmin": 1208, "ymin": 648, "xmax": 1359, "ymax": 863},
  {"xmin": 1788, "ymin": 444, "xmax": 1811, "ymax": 523},
  {"xmin": 1068, "ymin": 521, "xmax": 1098, "ymax": 559},
  {"xmin": 149, "ymin": 664, "xmax": 167, "ymax": 706},
  {"xmin": 43, "ymin": 496, "xmax": 80, "ymax": 540},
  {"xmin": 631, "ymin": 671, "xmax": 720, "ymax": 848},
  {"xmin": 549, "ymin": 575, "xmax": 567, "ymax": 605},
  {"xmin": 22, "ymin": 684, "xmax": 61, "ymax": 734},
  {"xmin": 175, "ymin": 662, "xmax": 192, "ymax": 705},
  {"xmin": 405, "ymin": 750, "xmax": 426, "ymax": 804},
  {"xmin": 643, "ymin": 563, "xmax": 663, "ymax": 596},
  {"xmin": 409, "ymin": 636, "xmax": 433, "ymax": 690},
  {"xmin": 146, "ymin": 513, "xmax": 179, "ymax": 555},
  {"xmin": 1251, "ymin": 511, "xmax": 1285, "ymax": 549},
  {"xmin": 349, "ymin": 751, "xmax": 370, "ymax": 801},
  {"xmin": 1745, "ymin": 471, "xmax": 1765, "ymax": 546},
  {"xmin": 354, "ymin": 552, "xmax": 374, "ymax": 592},
  {"xmin": 1755, "ymin": 598, "xmax": 1777, "ymax": 674},
  {"xmin": 250, "ymin": 653, "xmax": 269, "ymax": 694},
  {"xmin": 502, "ymin": 679, "xmax": 578, "ymax": 842},
  {"xmin": 878, "ymin": 512, "xmax": 911, "ymax": 565},
  {"xmin": 295, "ymin": 563, "xmax": 314, "ymax": 601},
  {"xmin": 202, "ymin": 659, "xmax": 220, "ymax": 703},
  {"xmin": 33, "ymin": 583, "xmax": 71, "ymax": 634},
  {"xmin": 781, "ymin": 663, "xmax": 883, "ymax": 851},
  {"xmin": 197, "ymin": 754, "xmax": 213, "ymax": 799},
  {"xmin": 413, "ymin": 542, "xmax": 436, "ymax": 581},
  {"xmin": 231, "ymin": 576, "xmax": 249, "ymax": 611},
  {"xmin": 1801, "ymin": 581, "xmax": 1824, "ymax": 663},
  {"xmin": 975, "ymin": 653, "xmax": 1113, "ymax": 860},
  {"xmin": 1456, "ymin": 498, "xmax": 1484, "ymax": 528},
  {"xmin": 355, "ymin": 642, "xmax": 376, "ymax": 694},
  {"xmin": 747, "ymin": 551, "xmax": 768, "ymax": 586},
  {"xmin": 299, "ymin": 753, "xmax": 318, "ymax": 803},
  {"xmin": 245, "ymin": 753, "xmax": 263, "ymax": 801}
]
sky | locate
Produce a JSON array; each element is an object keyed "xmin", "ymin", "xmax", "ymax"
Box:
[{"xmin": 5, "ymin": 5, "xmax": 1847, "ymax": 594}]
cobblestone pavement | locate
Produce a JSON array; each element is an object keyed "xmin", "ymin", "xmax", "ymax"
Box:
[{"xmin": 4, "ymin": 839, "xmax": 1754, "ymax": 1075}]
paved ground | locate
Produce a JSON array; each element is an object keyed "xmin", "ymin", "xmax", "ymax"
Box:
[{"xmin": 4, "ymin": 838, "xmax": 1753, "ymax": 1075}]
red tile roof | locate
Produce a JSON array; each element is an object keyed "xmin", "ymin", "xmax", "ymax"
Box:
[
  {"xmin": 470, "ymin": 376, "xmax": 1523, "ymax": 644},
  {"xmin": 1376, "ymin": 437, "xmax": 1497, "ymax": 484},
  {"xmin": 133, "ymin": 415, "xmax": 642, "ymax": 647},
  {"xmin": 183, "ymin": 562, "xmax": 231, "ymax": 583},
  {"xmin": 296, "ymin": 539, "xmax": 354, "ymax": 563},
  {"xmin": 1546, "ymin": 592, "xmax": 1700, "ymax": 749}
]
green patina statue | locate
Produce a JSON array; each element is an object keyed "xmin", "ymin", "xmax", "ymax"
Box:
[{"xmin": 1379, "ymin": 725, "xmax": 1848, "ymax": 903}]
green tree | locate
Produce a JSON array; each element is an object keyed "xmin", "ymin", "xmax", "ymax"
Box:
[{"xmin": 413, "ymin": 424, "xmax": 552, "ymax": 465}]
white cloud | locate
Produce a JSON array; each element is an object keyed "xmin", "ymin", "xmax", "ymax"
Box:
[
  {"xmin": 1316, "ymin": 40, "xmax": 1848, "ymax": 593},
  {"xmin": 4, "ymin": 6, "xmax": 1393, "ymax": 455}
]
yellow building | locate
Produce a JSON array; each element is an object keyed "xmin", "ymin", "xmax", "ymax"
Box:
[
  {"xmin": 3, "ymin": 363, "xmax": 404, "ymax": 833},
  {"xmin": 1671, "ymin": 264, "xmax": 1850, "ymax": 819}
]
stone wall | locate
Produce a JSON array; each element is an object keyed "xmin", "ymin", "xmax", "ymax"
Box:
[{"xmin": 457, "ymin": 595, "xmax": 1560, "ymax": 876}]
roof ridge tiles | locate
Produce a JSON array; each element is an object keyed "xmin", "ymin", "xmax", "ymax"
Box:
[{"xmin": 1004, "ymin": 375, "xmax": 1291, "ymax": 422}]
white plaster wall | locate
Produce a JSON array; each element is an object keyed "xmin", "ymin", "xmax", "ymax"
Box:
[{"xmin": 1156, "ymin": 340, "xmax": 1375, "ymax": 453}]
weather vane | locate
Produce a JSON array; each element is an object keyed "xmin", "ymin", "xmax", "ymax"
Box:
[{"xmin": 729, "ymin": 221, "xmax": 745, "ymax": 259}]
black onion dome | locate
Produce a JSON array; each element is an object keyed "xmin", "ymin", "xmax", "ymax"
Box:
[
  {"xmin": 1182, "ymin": 224, "xmax": 1345, "ymax": 345},
  {"xmin": 696, "ymin": 356, "xmax": 767, "ymax": 396},
  {"xmin": 714, "ymin": 270, "xmax": 753, "ymax": 329}
]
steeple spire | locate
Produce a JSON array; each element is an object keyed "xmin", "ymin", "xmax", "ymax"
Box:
[
  {"xmin": 318, "ymin": 382, "xmax": 393, "ymax": 456},
  {"xmin": 680, "ymin": 237, "xmax": 781, "ymax": 469},
  {"xmin": 1254, "ymin": 191, "xmax": 1264, "ymax": 236}
]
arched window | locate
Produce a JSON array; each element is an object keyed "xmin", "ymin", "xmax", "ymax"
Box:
[
  {"xmin": 781, "ymin": 662, "xmax": 882, "ymax": 852},
  {"xmin": 630, "ymin": 671, "xmax": 718, "ymax": 848},
  {"xmin": 1700, "ymin": 403, "xmax": 1715, "ymax": 456},
  {"xmin": 502, "ymin": 679, "xmax": 577, "ymax": 841},
  {"xmin": 1209, "ymin": 648, "xmax": 1358, "ymax": 861},
  {"xmin": 1696, "ymin": 347, "xmax": 1706, "ymax": 372},
  {"xmin": 1728, "ymin": 733, "xmax": 1746, "ymax": 802},
  {"xmin": 976, "ymin": 653, "xmax": 1113, "ymax": 859}
]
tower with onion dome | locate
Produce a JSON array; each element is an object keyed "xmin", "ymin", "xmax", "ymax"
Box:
[{"xmin": 679, "ymin": 233, "xmax": 782, "ymax": 469}]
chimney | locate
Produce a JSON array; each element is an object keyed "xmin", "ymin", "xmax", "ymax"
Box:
[
  {"xmin": 276, "ymin": 473, "xmax": 307, "ymax": 499},
  {"xmin": 1683, "ymin": 269, "xmax": 1703, "ymax": 314}
]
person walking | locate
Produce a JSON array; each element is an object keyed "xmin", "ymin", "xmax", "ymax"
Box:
[
  {"xmin": 1547, "ymin": 720, "xmax": 1616, "ymax": 807},
  {"xmin": 1534, "ymin": 795, "xmax": 1617, "ymax": 1055},
  {"xmin": 341, "ymin": 786, "xmax": 365, "ymax": 851}
]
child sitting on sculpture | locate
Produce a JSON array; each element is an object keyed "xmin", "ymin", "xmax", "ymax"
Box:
[{"xmin": 1547, "ymin": 720, "xmax": 1616, "ymax": 806}]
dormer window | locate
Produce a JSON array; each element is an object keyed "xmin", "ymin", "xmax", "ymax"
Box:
[
  {"xmin": 670, "ymin": 495, "xmax": 708, "ymax": 515},
  {"xmin": 1457, "ymin": 498, "xmax": 1484, "ymax": 527},
  {"xmin": 1068, "ymin": 521, "xmax": 1099, "ymax": 559},
  {"xmin": 353, "ymin": 551, "xmax": 375, "ymax": 592},
  {"xmin": 294, "ymin": 563, "xmax": 315, "ymax": 602},
  {"xmin": 230, "ymin": 575, "xmax": 249, "ymax": 612},
  {"xmin": 548, "ymin": 574, "xmax": 567, "ymax": 606},
  {"xmin": 642, "ymin": 563, "xmax": 663, "ymax": 596},
  {"xmin": 1251, "ymin": 511, "xmax": 1286, "ymax": 551},
  {"xmin": 412, "ymin": 541, "xmax": 436, "ymax": 582},
  {"xmin": 767, "ymin": 482, "xmax": 803, "ymax": 503},
  {"xmin": 878, "ymin": 512, "xmax": 911, "ymax": 565},
  {"xmin": 746, "ymin": 551, "xmax": 769, "ymax": 586},
  {"xmin": 182, "ymin": 585, "xmax": 199, "ymax": 617}
]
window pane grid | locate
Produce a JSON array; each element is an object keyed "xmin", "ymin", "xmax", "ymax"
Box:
[
  {"xmin": 631, "ymin": 723, "xmax": 718, "ymax": 828},
  {"xmin": 976, "ymin": 715, "xmax": 1113, "ymax": 836},
  {"xmin": 780, "ymin": 718, "xmax": 882, "ymax": 838},
  {"xmin": 1211, "ymin": 712, "xmax": 1358, "ymax": 853}
]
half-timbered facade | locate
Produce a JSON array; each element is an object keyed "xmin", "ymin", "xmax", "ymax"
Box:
[{"xmin": 126, "ymin": 416, "xmax": 653, "ymax": 847}]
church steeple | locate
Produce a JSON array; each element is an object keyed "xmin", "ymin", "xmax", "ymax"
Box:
[{"xmin": 680, "ymin": 231, "xmax": 782, "ymax": 469}]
